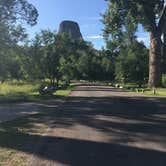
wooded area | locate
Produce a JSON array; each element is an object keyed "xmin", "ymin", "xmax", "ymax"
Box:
[{"xmin": 0, "ymin": 0, "xmax": 166, "ymax": 89}]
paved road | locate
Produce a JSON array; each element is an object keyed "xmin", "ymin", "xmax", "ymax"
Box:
[
  {"xmin": 0, "ymin": 99, "xmax": 64, "ymax": 123},
  {"xmin": 27, "ymin": 85, "xmax": 166, "ymax": 166}
]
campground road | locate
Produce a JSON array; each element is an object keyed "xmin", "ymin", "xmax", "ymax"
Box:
[{"xmin": 26, "ymin": 85, "xmax": 166, "ymax": 166}]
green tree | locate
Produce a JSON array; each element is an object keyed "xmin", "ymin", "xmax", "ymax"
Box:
[
  {"xmin": 0, "ymin": 0, "xmax": 38, "ymax": 46},
  {"xmin": 59, "ymin": 55, "xmax": 76, "ymax": 84},
  {"xmin": 98, "ymin": 49, "xmax": 115, "ymax": 81},
  {"xmin": 0, "ymin": 0, "xmax": 38, "ymax": 25},
  {"xmin": 27, "ymin": 34, "xmax": 44, "ymax": 80},
  {"xmin": 115, "ymin": 41, "xmax": 149, "ymax": 87},
  {"xmin": 103, "ymin": 0, "xmax": 166, "ymax": 87},
  {"xmin": 0, "ymin": 0, "xmax": 38, "ymax": 81},
  {"xmin": 40, "ymin": 30, "xmax": 61, "ymax": 85}
]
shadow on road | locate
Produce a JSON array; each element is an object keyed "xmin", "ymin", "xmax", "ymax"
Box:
[
  {"xmin": 0, "ymin": 94, "xmax": 166, "ymax": 165},
  {"xmin": 0, "ymin": 131, "xmax": 166, "ymax": 166}
]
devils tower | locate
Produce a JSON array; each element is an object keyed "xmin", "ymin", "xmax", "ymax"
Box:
[{"xmin": 58, "ymin": 20, "xmax": 82, "ymax": 40}]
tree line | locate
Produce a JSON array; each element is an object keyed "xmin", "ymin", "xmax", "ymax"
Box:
[
  {"xmin": 0, "ymin": 27, "xmax": 149, "ymax": 87},
  {"xmin": 0, "ymin": 0, "xmax": 165, "ymax": 88}
]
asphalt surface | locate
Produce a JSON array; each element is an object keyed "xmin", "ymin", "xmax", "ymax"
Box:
[
  {"xmin": 27, "ymin": 85, "xmax": 166, "ymax": 166},
  {"xmin": 0, "ymin": 99, "xmax": 65, "ymax": 123}
]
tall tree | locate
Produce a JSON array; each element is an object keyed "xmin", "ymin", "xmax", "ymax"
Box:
[
  {"xmin": 0, "ymin": 0, "xmax": 38, "ymax": 25},
  {"xmin": 0, "ymin": 0, "xmax": 38, "ymax": 80},
  {"xmin": 0, "ymin": 0, "xmax": 38, "ymax": 49},
  {"xmin": 103, "ymin": 0, "xmax": 166, "ymax": 87}
]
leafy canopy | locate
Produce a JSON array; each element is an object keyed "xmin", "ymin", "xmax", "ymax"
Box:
[{"xmin": 103, "ymin": 0, "xmax": 166, "ymax": 46}]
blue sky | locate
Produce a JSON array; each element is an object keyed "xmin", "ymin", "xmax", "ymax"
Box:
[{"xmin": 27, "ymin": 0, "xmax": 149, "ymax": 49}]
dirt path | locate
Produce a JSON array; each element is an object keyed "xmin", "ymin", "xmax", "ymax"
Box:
[{"xmin": 25, "ymin": 85, "xmax": 166, "ymax": 166}]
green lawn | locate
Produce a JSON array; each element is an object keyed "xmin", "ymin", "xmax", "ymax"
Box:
[
  {"xmin": 113, "ymin": 74, "xmax": 166, "ymax": 96},
  {"xmin": 143, "ymin": 88, "xmax": 166, "ymax": 96},
  {"xmin": 114, "ymin": 82, "xmax": 166, "ymax": 96},
  {"xmin": 0, "ymin": 82, "xmax": 74, "ymax": 103}
]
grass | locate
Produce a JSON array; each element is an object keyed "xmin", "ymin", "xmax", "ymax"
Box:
[
  {"xmin": 54, "ymin": 84, "xmax": 75, "ymax": 96},
  {"xmin": 113, "ymin": 75, "xmax": 166, "ymax": 96},
  {"xmin": 0, "ymin": 81, "xmax": 74, "ymax": 103},
  {"xmin": 54, "ymin": 89, "xmax": 71, "ymax": 96},
  {"xmin": 143, "ymin": 88, "xmax": 166, "ymax": 96},
  {"xmin": 0, "ymin": 82, "xmax": 39, "ymax": 103},
  {"xmin": 114, "ymin": 82, "xmax": 166, "ymax": 96}
]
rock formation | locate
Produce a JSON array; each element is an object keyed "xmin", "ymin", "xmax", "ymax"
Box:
[{"xmin": 58, "ymin": 20, "xmax": 82, "ymax": 40}]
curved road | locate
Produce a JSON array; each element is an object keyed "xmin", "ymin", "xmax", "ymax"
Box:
[{"xmin": 28, "ymin": 85, "xmax": 166, "ymax": 166}]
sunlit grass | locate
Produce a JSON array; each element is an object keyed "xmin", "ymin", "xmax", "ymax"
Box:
[
  {"xmin": 115, "ymin": 82, "xmax": 166, "ymax": 96},
  {"xmin": 0, "ymin": 82, "xmax": 39, "ymax": 102},
  {"xmin": 0, "ymin": 81, "xmax": 74, "ymax": 102},
  {"xmin": 0, "ymin": 82, "xmax": 38, "ymax": 95},
  {"xmin": 54, "ymin": 89, "xmax": 71, "ymax": 96},
  {"xmin": 54, "ymin": 84, "xmax": 74, "ymax": 96},
  {"xmin": 143, "ymin": 88, "xmax": 166, "ymax": 96}
]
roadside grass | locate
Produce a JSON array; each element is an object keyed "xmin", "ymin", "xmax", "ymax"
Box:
[
  {"xmin": 54, "ymin": 84, "xmax": 75, "ymax": 96},
  {"xmin": 0, "ymin": 82, "xmax": 39, "ymax": 103},
  {"xmin": 0, "ymin": 82, "xmax": 74, "ymax": 103},
  {"xmin": 54, "ymin": 89, "xmax": 71, "ymax": 96},
  {"xmin": 114, "ymin": 82, "xmax": 166, "ymax": 96},
  {"xmin": 0, "ymin": 112, "xmax": 49, "ymax": 166},
  {"xmin": 112, "ymin": 74, "xmax": 166, "ymax": 96},
  {"xmin": 143, "ymin": 88, "xmax": 166, "ymax": 96},
  {"xmin": 116, "ymin": 83, "xmax": 147, "ymax": 89}
]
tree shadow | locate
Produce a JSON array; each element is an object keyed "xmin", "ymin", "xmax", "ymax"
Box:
[
  {"xmin": 0, "ymin": 130, "xmax": 166, "ymax": 166},
  {"xmin": 0, "ymin": 94, "xmax": 166, "ymax": 165},
  {"xmin": 51, "ymin": 95, "xmax": 166, "ymax": 136}
]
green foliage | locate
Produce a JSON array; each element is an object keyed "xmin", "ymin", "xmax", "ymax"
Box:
[
  {"xmin": 0, "ymin": 0, "xmax": 38, "ymax": 48},
  {"xmin": 0, "ymin": 0, "xmax": 38, "ymax": 25},
  {"xmin": 103, "ymin": 0, "xmax": 166, "ymax": 87},
  {"xmin": 162, "ymin": 74, "xmax": 166, "ymax": 87},
  {"xmin": 103, "ymin": 0, "xmax": 165, "ymax": 36},
  {"xmin": 0, "ymin": 0, "xmax": 38, "ymax": 81},
  {"xmin": 115, "ymin": 41, "xmax": 149, "ymax": 86},
  {"xmin": 24, "ymin": 29, "xmax": 116, "ymax": 83}
]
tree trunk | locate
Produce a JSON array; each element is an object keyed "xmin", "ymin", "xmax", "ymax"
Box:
[
  {"xmin": 163, "ymin": 32, "xmax": 166, "ymax": 67},
  {"xmin": 148, "ymin": 31, "xmax": 162, "ymax": 87},
  {"xmin": 163, "ymin": 32, "xmax": 166, "ymax": 73},
  {"xmin": 56, "ymin": 79, "xmax": 59, "ymax": 86}
]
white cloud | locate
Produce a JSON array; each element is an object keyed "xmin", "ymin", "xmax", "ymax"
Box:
[{"xmin": 87, "ymin": 35, "xmax": 103, "ymax": 39}]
